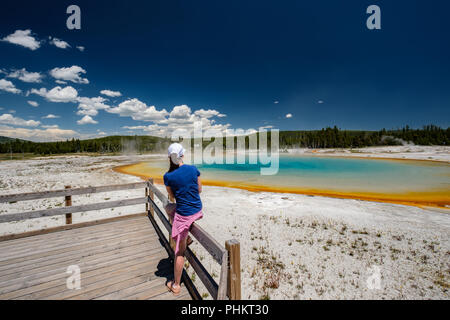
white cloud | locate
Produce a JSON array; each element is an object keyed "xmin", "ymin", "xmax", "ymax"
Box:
[
  {"xmin": 122, "ymin": 125, "xmax": 148, "ymax": 130},
  {"xmin": 1, "ymin": 29, "xmax": 40, "ymax": 50},
  {"xmin": 55, "ymin": 80, "xmax": 67, "ymax": 84},
  {"xmin": 0, "ymin": 125, "xmax": 78, "ymax": 142},
  {"xmin": 0, "ymin": 79, "xmax": 21, "ymax": 94},
  {"xmin": 106, "ymin": 98, "xmax": 169, "ymax": 121},
  {"xmin": 49, "ymin": 37, "xmax": 70, "ymax": 49},
  {"xmin": 27, "ymin": 100, "xmax": 39, "ymax": 107},
  {"xmin": 0, "ymin": 113, "xmax": 40, "ymax": 127},
  {"xmin": 122, "ymin": 124, "xmax": 172, "ymax": 137},
  {"xmin": 170, "ymin": 105, "xmax": 192, "ymax": 119},
  {"xmin": 76, "ymin": 96, "xmax": 110, "ymax": 117},
  {"xmin": 285, "ymin": 113, "xmax": 293, "ymax": 118},
  {"xmin": 122, "ymin": 104, "xmax": 231, "ymax": 137},
  {"xmin": 100, "ymin": 89, "xmax": 122, "ymax": 97},
  {"xmin": 274, "ymin": 101, "xmax": 279, "ymax": 104},
  {"xmin": 318, "ymin": 100, "xmax": 324, "ymax": 104},
  {"xmin": 49, "ymin": 66, "xmax": 89, "ymax": 84},
  {"xmin": 41, "ymin": 124, "xmax": 59, "ymax": 129},
  {"xmin": 30, "ymin": 86, "xmax": 78, "ymax": 103},
  {"xmin": 76, "ymin": 46, "xmax": 85, "ymax": 52},
  {"xmin": 76, "ymin": 108, "xmax": 98, "ymax": 117},
  {"xmin": 77, "ymin": 115, "xmax": 98, "ymax": 125},
  {"xmin": 7, "ymin": 68, "xmax": 43, "ymax": 83},
  {"xmin": 194, "ymin": 108, "xmax": 226, "ymax": 118},
  {"xmin": 42, "ymin": 114, "xmax": 60, "ymax": 119}
]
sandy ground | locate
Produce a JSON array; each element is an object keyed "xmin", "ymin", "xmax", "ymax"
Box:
[{"xmin": 0, "ymin": 147, "xmax": 449, "ymax": 300}]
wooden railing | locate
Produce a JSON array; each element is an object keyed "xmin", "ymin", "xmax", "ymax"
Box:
[
  {"xmin": 0, "ymin": 182, "xmax": 147, "ymax": 223},
  {"xmin": 0, "ymin": 181, "xmax": 241, "ymax": 300}
]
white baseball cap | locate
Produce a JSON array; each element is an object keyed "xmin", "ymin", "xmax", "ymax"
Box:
[{"xmin": 168, "ymin": 143, "xmax": 185, "ymax": 165}]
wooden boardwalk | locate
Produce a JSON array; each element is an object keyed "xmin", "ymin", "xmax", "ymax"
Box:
[
  {"xmin": 0, "ymin": 180, "xmax": 241, "ymax": 300},
  {"xmin": 0, "ymin": 215, "xmax": 191, "ymax": 300}
]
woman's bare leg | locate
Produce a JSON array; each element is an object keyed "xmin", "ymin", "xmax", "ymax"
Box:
[{"xmin": 173, "ymin": 236, "xmax": 187, "ymax": 287}]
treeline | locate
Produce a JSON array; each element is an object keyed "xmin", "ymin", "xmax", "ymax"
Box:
[
  {"xmin": 0, "ymin": 125, "xmax": 448, "ymax": 155},
  {"xmin": 387, "ymin": 125, "xmax": 448, "ymax": 146},
  {"xmin": 279, "ymin": 125, "xmax": 449, "ymax": 148},
  {"xmin": 0, "ymin": 136, "xmax": 172, "ymax": 155}
]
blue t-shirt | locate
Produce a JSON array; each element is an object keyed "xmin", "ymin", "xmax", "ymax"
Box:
[{"xmin": 163, "ymin": 164, "xmax": 202, "ymax": 216}]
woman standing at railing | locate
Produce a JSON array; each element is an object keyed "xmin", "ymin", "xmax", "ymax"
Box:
[{"xmin": 163, "ymin": 143, "xmax": 203, "ymax": 295}]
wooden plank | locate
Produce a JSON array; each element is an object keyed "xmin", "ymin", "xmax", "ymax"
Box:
[
  {"xmin": 0, "ymin": 239, "xmax": 158, "ymax": 283},
  {"xmin": 0, "ymin": 182, "xmax": 147, "ymax": 203},
  {"xmin": 0, "ymin": 243, "xmax": 162, "ymax": 289},
  {"xmin": 0, "ymin": 217, "xmax": 147, "ymax": 251},
  {"xmin": 0, "ymin": 215, "xmax": 150, "ymax": 250},
  {"xmin": 151, "ymin": 289, "xmax": 191, "ymax": 300},
  {"xmin": 93, "ymin": 269, "xmax": 172, "ymax": 300},
  {"xmin": 0, "ymin": 196, "xmax": 148, "ymax": 223},
  {"xmin": 190, "ymin": 223, "xmax": 226, "ymax": 265},
  {"xmin": 217, "ymin": 250, "xmax": 228, "ymax": 300},
  {"xmin": 0, "ymin": 214, "xmax": 146, "ymax": 244},
  {"xmin": 0, "ymin": 215, "xmax": 151, "ymax": 251},
  {"xmin": 0, "ymin": 230, "xmax": 157, "ymax": 273},
  {"xmin": 121, "ymin": 280, "xmax": 171, "ymax": 300},
  {"xmin": 0, "ymin": 250, "xmax": 160, "ymax": 299},
  {"xmin": 0, "ymin": 229, "xmax": 155, "ymax": 262},
  {"xmin": 0, "ymin": 235, "xmax": 158, "ymax": 281},
  {"xmin": 65, "ymin": 185, "xmax": 72, "ymax": 225},
  {"xmin": 21, "ymin": 254, "xmax": 168, "ymax": 300},
  {"xmin": 175, "ymin": 291, "xmax": 193, "ymax": 300},
  {"xmin": 75, "ymin": 273, "xmax": 168, "ymax": 300},
  {"xmin": 55, "ymin": 251, "xmax": 169, "ymax": 300},
  {"xmin": 147, "ymin": 182, "xmax": 169, "ymax": 207},
  {"xmin": 225, "ymin": 239, "xmax": 241, "ymax": 300},
  {"xmin": 38, "ymin": 253, "xmax": 168, "ymax": 300},
  {"xmin": 148, "ymin": 178, "xmax": 154, "ymax": 218},
  {"xmin": 70, "ymin": 260, "xmax": 173, "ymax": 300},
  {"xmin": 0, "ymin": 243, "xmax": 164, "ymax": 299},
  {"xmin": 0, "ymin": 216, "xmax": 150, "ymax": 254},
  {"xmin": 0, "ymin": 225, "xmax": 154, "ymax": 262},
  {"xmin": 0, "ymin": 225, "xmax": 155, "ymax": 268},
  {"xmin": 0, "ymin": 227, "xmax": 156, "ymax": 266},
  {"xmin": 0, "ymin": 244, "xmax": 166, "ymax": 299},
  {"xmin": 0, "ymin": 234, "xmax": 164, "ymax": 289}
]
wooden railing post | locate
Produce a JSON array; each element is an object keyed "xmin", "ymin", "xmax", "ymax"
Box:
[
  {"xmin": 147, "ymin": 178, "xmax": 155, "ymax": 217},
  {"xmin": 65, "ymin": 185, "xmax": 72, "ymax": 225},
  {"xmin": 225, "ymin": 239, "xmax": 241, "ymax": 300}
]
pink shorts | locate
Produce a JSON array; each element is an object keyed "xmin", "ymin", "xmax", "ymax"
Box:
[{"xmin": 167, "ymin": 209, "xmax": 203, "ymax": 255}]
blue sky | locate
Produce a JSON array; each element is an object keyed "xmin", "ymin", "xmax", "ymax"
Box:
[{"xmin": 0, "ymin": 0, "xmax": 449, "ymax": 141}]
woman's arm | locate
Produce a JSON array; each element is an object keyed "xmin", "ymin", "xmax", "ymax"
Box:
[
  {"xmin": 166, "ymin": 186, "xmax": 175, "ymax": 202},
  {"xmin": 198, "ymin": 177, "xmax": 202, "ymax": 193}
]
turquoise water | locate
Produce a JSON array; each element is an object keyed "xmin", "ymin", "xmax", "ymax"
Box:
[
  {"xmin": 137, "ymin": 155, "xmax": 450, "ymax": 196},
  {"xmin": 192, "ymin": 155, "xmax": 450, "ymax": 193}
]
